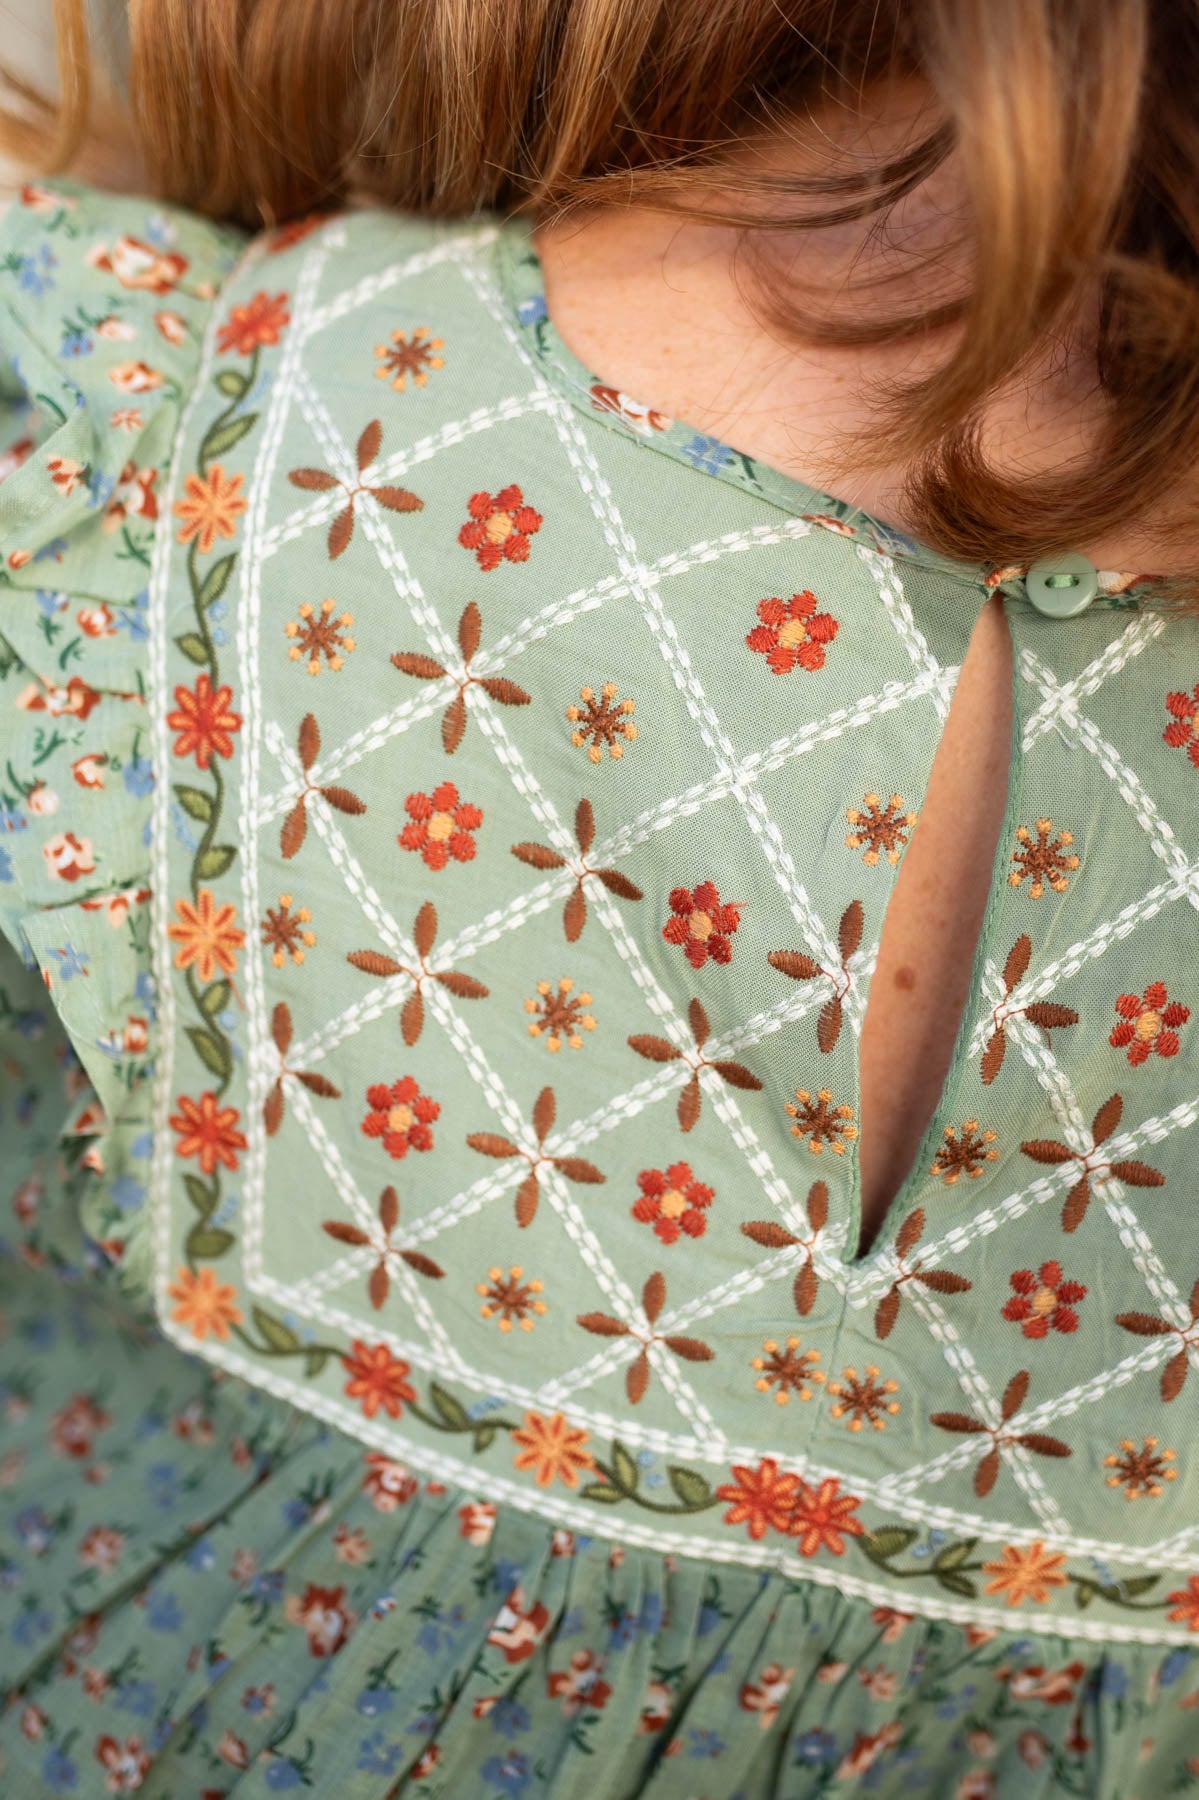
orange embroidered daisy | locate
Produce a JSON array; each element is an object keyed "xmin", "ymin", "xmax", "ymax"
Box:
[
  {"xmin": 981, "ymin": 1541, "xmax": 1069, "ymax": 1606},
  {"xmin": 167, "ymin": 889, "xmax": 246, "ymax": 984},
  {"xmin": 1166, "ymin": 1575, "xmax": 1199, "ymax": 1631},
  {"xmin": 167, "ymin": 1265, "xmax": 243, "ymax": 1341},
  {"xmin": 216, "ymin": 290, "xmax": 291, "ymax": 356},
  {"xmin": 511, "ymin": 1410, "xmax": 595, "ymax": 1489},
  {"xmin": 170, "ymin": 1091, "xmax": 248, "ymax": 1175},
  {"xmin": 785, "ymin": 1476, "xmax": 865, "ymax": 1556},
  {"xmin": 341, "ymin": 1340, "xmax": 417, "ymax": 1419},
  {"xmin": 716, "ymin": 1457, "xmax": 803, "ymax": 1540},
  {"xmin": 166, "ymin": 673, "xmax": 243, "ymax": 768},
  {"xmin": 173, "ymin": 463, "xmax": 247, "ymax": 553}
]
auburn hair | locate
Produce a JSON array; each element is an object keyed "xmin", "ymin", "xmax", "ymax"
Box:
[{"xmin": 8, "ymin": 0, "xmax": 1199, "ymax": 595}]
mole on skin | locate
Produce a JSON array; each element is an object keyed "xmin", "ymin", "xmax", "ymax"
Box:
[{"xmin": 893, "ymin": 965, "xmax": 917, "ymax": 991}]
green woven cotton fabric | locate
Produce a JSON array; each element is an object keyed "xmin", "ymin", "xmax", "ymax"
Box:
[{"xmin": 1, "ymin": 179, "xmax": 1199, "ymax": 1798}]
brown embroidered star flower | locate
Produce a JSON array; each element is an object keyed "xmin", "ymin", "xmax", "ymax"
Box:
[
  {"xmin": 374, "ymin": 327, "xmax": 445, "ymax": 391},
  {"xmin": 1103, "ymin": 1436, "xmax": 1178, "ymax": 1500},
  {"xmin": 844, "ymin": 794, "xmax": 918, "ymax": 866},
  {"xmin": 263, "ymin": 1001, "xmax": 340, "ymax": 1135},
  {"xmin": 1008, "ymin": 818, "xmax": 1080, "ymax": 898},
  {"xmin": 752, "ymin": 1336, "xmax": 825, "ymax": 1405},
  {"xmin": 477, "ymin": 1265, "xmax": 548, "ymax": 1333},
  {"xmin": 930, "ymin": 1120, "xmax": 998, "ymax": 1184},
  {"xmin": 285, "ymin": 598, "xmax": 356, "ymax": 673},
  {"xmin": 391, "ymin": 600, "xmax": 531, "ymax": 755},
  {"xmin": 1115, "ymin": 1275, "xmax": 1199, "ymax": 1402},
  {"xmin": 827, "ymin": 1364, "xmax": 901, "ymax": 1432},
  {"xmin": 566, "ymin": 683, "xmax": 637, "ymax": 761},
  {"xmin": 280, "ymin": 713, "xmax": 367, "ymax": 860},
  {"xmin": 260, "ymin": 893, "xmax": 316, "ymax": 967},
  {"xmin": 785, "ymin": 1087, "xmax": 858, "ymax": 1155},
  {"xmin": 525, "ymin": 978, "xmax": 596, "ymax": 1052}
]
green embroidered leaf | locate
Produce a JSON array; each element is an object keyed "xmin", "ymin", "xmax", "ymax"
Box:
[
  {"xmin": 174, "ymin": 784, "xmax": 214, "ymax": 823},
  {"xmin": 428, "ymin": 1382, "xmax": 470, "ymax": 1431},
  {"xmin": 932, "ymin": 1537, "xmax": 978, "ymax": 1572},
  {"xmin": 186, "ymin": 1225, "xmax": 235, "ymax": 1259},
  {"xmin": 214, "ymin": 368, "xmax": 249, "ymax": 399},
  {"xmin": 1114, "ymin": 1574, "xmax": 1161, "ymax": 1599},
  {"xmin": 861, "ymin": 1526, "xmax": 919, "ymax": 1562},
  {"xmin": 1074, "ymin": 1580, "xmax": 1096, "ymax": 1609},
  {"xmin": 175, "ymin": 631, "xmax": 209, "ymax": 665},
  {"xmin": 195, "ymin": 844, "xmax": 237, "ymax": 880},
  {"xmin": 304, "ymin": 1348, "xmax": 330, "ymax": 1378},
  {"xmin": 252, "ymin": 1307, "xmax": 303, "ymax": 1354},
  {"xmin": 199, "ymin": 979, "xmax": 232, "ymax": 1021},
  {"xmin": 934, "ymin": 1569, "xmax": 977, "ymax": 1599},
  {"xmin": 667, "ymin": 1466, "xmax": 713, "ymax": 1508},
  {"xmin": 186, "ymin": 1025, "xmax": 233, "ymax": 1082},
  {"xmin": 610, "ymin": 1440, "xmax": 639, "ymax": 1495},
  {"xmin": 197, "ymin": 553, "xmax": 237, "ymax": 611},
  {"xmin": 183, "ymin": 1173, "xmax": 216, "ymax": 1217},
  {"xmin": 472, "ymin": 1424, "xmax": 497, "ymax": 1452},
  {"xmin": 580, "ymin": 1480, "xmax": 624, "ymax": 1505},
  {"xmin": 200, "ymin": 410, "xmax": 258, "ymax": 464}
]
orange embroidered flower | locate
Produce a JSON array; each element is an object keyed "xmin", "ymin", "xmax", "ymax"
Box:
[
  {"xmin": 399, "ymin": 783, "xmax": 482, "ymax": 869},
  {"xmin": 1110, "ymin": 982, "xmax": 1190, "ymax": 1064},
  {"xmin": 170, "ymin": 1092, "xmax": 246, "ymax": 1174},
  {"xmin": 1002, "ymin": 1262, "xmax": 1087, "ymax": 1338},
  {"xmin": 511, "ymin": 1410, "xmax": 595, "ymax": 1489},
  {"xmin": 632, "ymin": 1161, "xmax": 714, "ymax": 1244},
  {"xmin": 167, "ymin": 1265, "xmax": 243, "ymax": 1341},
  {"xmin": 1164, "ymin": 686, "xmax": 1199, "ymax": 769},
  {"xmin": 458, "ymin": 483, "xmax": 543, "ymax": 570},
  {"xmin": 1166, "ymin": 1575, "xmax": 1199, "ymax": 1631},
  {"xmin": 746, "ymin": 591, "xmax": 839, "ymax": 674},
  {"xmin": 173, "ymin": 463, "xmax": 247, "ymax": 553},
  {"xmin": 360, "ymin": 1075, "xmax": 440, "ymax": 1158},
  {"xmin": 785, "ymin": 1476, "xmax": 865, "ymax": 1556},
  {"xmin": 981, "ymin": 1541, "xmax": 1069, "ymax": 1606},
  {"xmin": 167, "ymin": 673, "xmax": 243, "ymax": 768},
  {"xmin": 662, "ymin": 881, "xmax": 741, "ymax": 969},
  {"xmin": 716, "ymin": 1457, "xmax": 803, "ymax": 1540},
  {"xmin": 216, "ymin": 290, "xmax": 291, "ymax": 356},
  {"xmin": 167, "ymin": 889, "xmax": 246, "ymax": 984},
  {"xmin": 341, "ymin": 1340, "xmax": 417, "ymax": 1419}
]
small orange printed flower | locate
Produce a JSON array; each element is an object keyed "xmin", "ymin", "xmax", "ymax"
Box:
[
  {"xmin": 173, "ymin": 463, "xmax": 247, "ymax": 554},
  {"xmin": 785, "ymin": 1476, "xmax": 865, "ymax": 1556},
  {"xmin": 399, "ymin": 783, "xmax": 482, "ymax": 869},
  {"xmin": 716, "ymin": 1457, "xmax": 803, "ymax": 1541},
  {"xmin": 746, "ymin": 591, "xmax": 839, "ymax": 675},
  {"xmin": 167, "ymin": 673, "xmax": 242, "ymax": 768},
  {"xmin": 1166, "ymin": 1575, "xmax": 1199, "ymax": 1631},
  {"xmin": 1164, "ymin": 686, "xmax": 1199, "ymax": 770},
  {"xmin": 341, "ymin": 1340, "xmax": 417, "ymax": 1420},
  {"xmin": 360, "ymin": 1075, "xmax": 440, "ymax": 1158},
  {"xmin": 170, "ymin": 1092, "xmax": 248, "ymax": 1175},
  {"xmin": 167, "ymin": 1265, "xmax": 243, "ymax": 1341},
  {"xmin": 662, "ymin": 881, "xmax": 741, "ymax": 969},
  {"xmin": 632, "ymin": 1162, "xmax": 714, "ymax": 1244},
  {"xmin": 511, "ymin": 1410, "xmax": 595, "ymax": 1489},
  {"xmin": 216, "ymin": 290, "xmax": 291, "ymax": 356},
  {"xmin": 1110, "ymin": 982, "xmax": 1189, "ymax": 1065},
  {"xmin": 458, "ymin": 483, "xmax": 543, "ymax": 570},
  {"xmin": 167, "ymin": 889, "xmax": 246, "ymax": 984},
  {"xmin": 981, "ymin": 1541, "xmax": 1069, "ymax": 1607}
]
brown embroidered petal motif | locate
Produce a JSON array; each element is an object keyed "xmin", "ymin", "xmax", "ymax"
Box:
[
  {"xmin": 874, "ymin": 1207, "xmax": 973, "ymax": 1340},
  {"xmin": 931, "ymin": 1368, "xmax": 1070, "ymax": 1497},
  {"xmin": 1116, "ymin": 1277, "xmax": 1199, "ymax": 1402},
  {"xmin": 288, "ymin": 419, "xmax": 423, "ymax": 559},
  {"xmin": 627, "ymin": 995, "xmax": 760, "ymax": 1131},
  {"xmin": 1021, "ymin": 1092, "xmax": 1166, "ymax": 1232},
  {"xmin": 281, "ymin": 713, "xmax": 367, "ymax": 859},
  {"xmin": 768, "ymin": 900, "xmax": 862, "ymax": 1054},
  {"xmin": 263, "ymin": 1001, "xmax": 340, "ymax": 1135},
  {"xmin": 577, "ymin": 1270, "xmax": 713, "ymax": 1406},
  {"xmin": 347, "ymin": 902, "xmax": 488, "ymax": 1045},
  {"xmin": 467, "ymin": 1085, "xmax": 604, "ymax": 1227},
  {"xmin": 740, "ymin": 1181, "xmax": 828, "ymax": 1316},
  {"xmin": 512, "ymin": 798, "xmax": 642, "ymax": 943},
  {"xmin": 322, "ymin": 1184, "xmax": 445, "ymax": 1310},
  {"xmin": 981, "ymin": 934, "xmax": 1080, "ymax": 1084},
  {"xmin": 392, "ymin": 600, "xmax": 531, "ymax": 754}
]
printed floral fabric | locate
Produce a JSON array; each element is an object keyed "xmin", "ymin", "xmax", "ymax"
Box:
[{"xmin": 1, "ymin": 179, "xmax": 1199, "ymax": 1797}]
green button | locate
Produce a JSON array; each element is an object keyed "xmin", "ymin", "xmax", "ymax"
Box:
[{"xmin": 1026, "ymin": 553, "xmax": 1098, "ymax": 618}]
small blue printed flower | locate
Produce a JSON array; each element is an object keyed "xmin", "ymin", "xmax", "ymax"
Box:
[
  {"xmin": 516, "ymin": 294, "xmax": 548, "ymax": 327},
  {"xmin": 111, "ymin": 1175, "xmax": 146, "ymax": 1214},
  {"xmin": 47, "ymin": 944, "xmax": 89, "ymax": 982},
  {"xmin": 36, "ymin": 589, "xmax": 69, "ymax": 618},
  {"xmin": 488, "ymin": 1696, "xmax": 531, "ymax": 1740},
  {"xmin": 0, "ymin": 847, "xmax": 12, "ymax": 884},
  {"xmin": 679, "ymin": 433, "xmax": 735, "ymax": 476},
  {"xmin": 481, "ymin": 1750, "xmax": 534, "ymax": 1797},
  {"xmin": 145, "ymin": 1589, "xmax": 185, "ymax": 1632},
  {"xmin": 41, "ymin": 1746, "xmax": 78, "ymax": 1793},
  {"xmin": 60, "ymin": 328, "xmax": 93, "ymax": 358},
  {"xmin": 356, "ymin": 1732, "xmax": 404, "ymax": 1776},
  {"xmin": 123, "ymin": 754, "xmax": 155, "ymax": 798},
  {"xmin": 17, "ymin": 245, "xmax": 58, "ymax": 296},
  {"xmin": 0, "ymin": 802, "xmax": 27, "ymax": 833},
  {"xmin": 356, "ymin": 1688, "xmax": 394, "ymax": 1719},
  {"xmin": 793, "ymin": 1727, "xmax": 838, "ymax": 1765}
]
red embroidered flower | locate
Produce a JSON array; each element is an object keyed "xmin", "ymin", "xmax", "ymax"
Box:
[
  {"xmin": 632, "ymin": 1162, "xmax": 714, "ymax": 1243},
  {"xmin": 785, "ymin": 1476, "xmax": 865, "ymax": 1556},
  {"xmin": 398, "ymin": 782, "xmax": 482, "ymax": 869},
  {"xmin": 746, "ymin": 591, "xmax": 839, "ymax": 675},
  {"xmin": 717, "ymin": 1457, "xmax": 803, "ymax": 1540},
  {"xmin": 361, "ymin": 1076, "xmax": 440, "ymax": 1158},
  {"xmin": 1002, "ymin": 1262, "xmax": 1087, "ymax": 1338},
  {"xmin": 166, "ymin": 674, "xmax": 242, "ymax": 769},
  {"xmin": 341, "ymin": 1341, "xmax": 416, "ymax": 1421},
  {"xmin": 1110, "ymin": 982, "xmax": 1190, "ymax": 1064},
  {"xmin": 169, "ymin": 1092, "xmax": 248, "ymax": 1176},
  {"xmin": 216, "ymin": 290, "xmax": 291, "ymax": 356},
  {"xmin": 458, "ymin": 484, "xmax": 543, "ymax": 570},
  {"xmin": 662, "ymin": 881, "xmax": 741, "ymax": 968},
  {"xmin": 1164, "ymin": 686, "xmax": 1199, "ymax": 768}
]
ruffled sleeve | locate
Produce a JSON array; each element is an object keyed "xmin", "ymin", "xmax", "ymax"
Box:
[{"xmin": 0, "ymin": 178, "xmax": 246, "ymax": 1304}]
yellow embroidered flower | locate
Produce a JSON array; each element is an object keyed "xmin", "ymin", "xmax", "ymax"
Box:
[
  {"xmin": 511, "ymin": 1410, "xmax": 594, "ymax": 1489},
  {"xmin": 981, "ymin": 1541, "xmax": 1069, "ymax": 1607},
  {"xmin": 167, "ymin": 1265, "xmax": 243, "ymax": 1341},
  {"xmin": 167, "ymin": 888, "xmax": 246, "ymax": 983}
]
